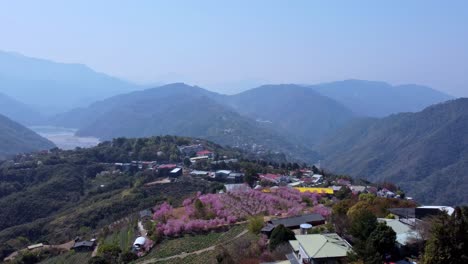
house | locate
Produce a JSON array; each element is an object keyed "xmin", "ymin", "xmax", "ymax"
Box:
[
  {"xmin": 330, "ymin": 185, "xmax": 342, "ymax": 192},
  {"xmin": 389, "ymin": 206, "xmax": 455, "ymax": 221},
  {"xmin": 262, "ymin": 213, "xmax": 325, "ymax": 237},
  {"xmin": 27, "ymin": 243, "xmax": 44, "ymax": 250},
  {"xmin": 190, "ymin": 156, "xmax": 210, "ymax": 163},
  {"xmin": 227, "ymin": 172, "xmax": 244, "ymax": 183},
  {"xmin": 311, "ymin": 174, "xmax": 323, "ymax": 184},
  {"xmin": 196, "ymin": 150, "xmax": 214, "ymax": 158},
  {"xmin": 139, "ymin": 209, "xmax": 153, "ymax": 221},
  {"xmin": 378, "ymin": 218, "xmax": 421, "ymax": 246},
  {"xmin": 259, "ymin": 173, "xmax": 282, "ymax": 184},
  {"xmin": 169, "ymin": 167, "xmax": 182, "ymax": 177},
  {"xmin": 349, "ymin": 185, "xmax": 367, "ymax": 194},
  {"xmin": 289, "ymin": 233, "xmax": 352, "ymax": 264},
  {"xmin": 178, "ymin": 144, "xmax": 204, "ymax": 156},
  {"xmin": 190, "ymin": 170, "xmax": 209, "ymax": 177},
  {"xmin": 157, "ymin": 164, "xmax": 177, "ymax": 176},
  {"xmin": 72, "ymin": 240, "xmax": 95, "ymax": 251},
  {"xmin": 225, "ymin": 183, "xmax": 251, "ymax": 193},
  {"xmin": 215, "ymin": 170, "xmax": 232, "ymax": 179}
]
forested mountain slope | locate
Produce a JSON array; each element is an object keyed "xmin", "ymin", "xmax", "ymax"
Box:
[
  {"xmin": 0, "ymin": 114, "xmax": 54, "ymax": 158},
  {"xmin": 319, "ymin": 98, "xmax": 468, "ymax": 205}
]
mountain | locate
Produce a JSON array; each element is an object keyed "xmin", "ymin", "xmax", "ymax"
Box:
[
  {"xmin": 52, "ymin": 83, "xmax": 317, "ymax": 162},
  {"xmin": 0, "ymin": 50, "xmax": 141, "ymax": 114},
  {"xmin": 319, "ymin": 98, "xmax": 468, "ymax": 205},
  {"xmin": 224, "ymin": 84, "xmax": 355, "ymax": 145},
  {"xmin": 0, "ymin": 114, "xmax": 55, "ymax": 158},
  {"xmin": 311, "ymin": 79, "xmax": 453, "ymax": 117},
  {"xmin": 0, "ymin": 92, "xmax": 43, "ymax": 125}
]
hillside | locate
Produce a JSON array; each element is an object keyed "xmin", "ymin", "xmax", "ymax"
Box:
[
  {"xmin": 225, "ymin": 84, "xmax": 355, "ymax": 144},
  {"xmin": 52, "ymin": 83, "xmax": 318, "ymax": 162},
  {"xmin": 0, "ymin": 50, "xmax": 140, "ymax": 114},
  {"xmin": 311, "ymin": 79, "xmax": 453, "ymax": 117},
  {"xmin": 0, "ymin": 92, "xmax": 43, "ymax": 125},
  {"xmin": 0, "ymin": 114, "xmax": 54, "ymax": 158},
  {"xmin": 319, "ymin": 98, "xmax": 468, "ymax": 205}
]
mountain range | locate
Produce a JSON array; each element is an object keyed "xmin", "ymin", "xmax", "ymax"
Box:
[
  {"xmin": 0, "ymin": 50, "xmax": 141, "ymax": 115},
  {"xmin": 0, "ymin": 114, "xmax": 55, "ymax": 159},
  {"xmin": 319, "ymin": 98, "xmax": 468, "ymax": 205},
  {"xmin": 0, "ymin": 92, "xmax": 43, "ymax": 125},
  {"xmin": 311, "ymin": 79, "xmax": 453, "ymax": 117}
]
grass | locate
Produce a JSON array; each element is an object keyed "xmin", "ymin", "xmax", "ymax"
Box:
[
  {"xmin": 39, "ymin": 251, "xmax": 91, "ymax": 264},
  {"xmin": 137, "ymin": 224, "xmax": 246, "ymax": 262},
  {"xmin": 103, "ymin": 221, "xmax": 138, "ymax": 251}
]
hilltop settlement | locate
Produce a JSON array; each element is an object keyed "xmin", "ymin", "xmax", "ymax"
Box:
[{"xmin": 0, "ymin": 136, "xmax": 466, "ymax": 264}]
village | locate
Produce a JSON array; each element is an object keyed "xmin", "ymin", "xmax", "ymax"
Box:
[{"xmin": 3, "ymin": 143, "xmax": 459, "ymax": 264}]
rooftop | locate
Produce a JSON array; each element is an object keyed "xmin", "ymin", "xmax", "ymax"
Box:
[
  {"xmin": 294, "ymin": 233, "xmax": 352, "ymax": 259},
  {"xmin": 271, "ymin": 213, "xmax": 325, "ymax": 228}
]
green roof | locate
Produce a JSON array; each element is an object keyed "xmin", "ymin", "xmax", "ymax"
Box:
[
  {"xmin": 294, "ymin": 233, "xmax": 352, "ymax": 259},
  {"xmin": 289, "ymin": 240, "xmax": 300, "ymax": 252}
]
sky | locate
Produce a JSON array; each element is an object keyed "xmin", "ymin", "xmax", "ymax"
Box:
[{"xmin": 0, "ymin": 0, "xmax": 467, "ymax": 96}]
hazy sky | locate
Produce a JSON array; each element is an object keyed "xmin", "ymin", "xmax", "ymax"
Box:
[{"xmin": 0, "ymin": 0, "xmax": 467, "ymax": 96}]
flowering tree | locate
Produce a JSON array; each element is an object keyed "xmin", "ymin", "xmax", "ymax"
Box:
[{"xmin": 153, "ymin": 187, "xmax": 327, "ymax": 237}]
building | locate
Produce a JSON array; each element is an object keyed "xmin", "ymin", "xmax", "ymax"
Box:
[
  {"xmin": 227, "ymin": 172, "xmax": 244, "ymax": 183},
  {"xmin": 190, "ymin": 156, "xmax": 210, "ymax": 163},
  {"xmin": 178, "ymin": 144, "xmax": 204, "ymax": 156},
  {"xmin": 389, "ymin": 206, "xmax": 455, "ymax": 221},
  {"xmin": 294, "ymin": 187, "xmax": 334, "ymax": 195},
  {"xmin": 196, "ymin": 150, "xmax": 214, "ymax": 158},
  {"xmin": 259, "ymin": 173, "xmax": 282, "ymax": 184},
  {"xmin": 190, "ymin": 170, "xmax": 209, "ymax": 177},
  {"xmin": 262, "ymin": 213, "xmax": 325, "ymax": 237},
  {"xmin": 72, "ymin": 240, "xmax": 96, "ymax": 251},
  {"xmin": 169, "ymin": 167, "xmax": 182, "ymax": 177},
  {"xmin": 378, "ymin": 218, "xmax": 421, "ymax": 246},
  {"xmin": 139, "ymin": 209, "xmax": 153, "ymax": 221},
  {"xmin": 289, "ymin": 233, "xmax": 352, "ymax": 264},
  {"xmin": 157, "ymin": 164, "xmax": 178, "ymax": 176},
  {"xmin": 27, "ymin": 243, "xmax": 44, "ymax": 250}
]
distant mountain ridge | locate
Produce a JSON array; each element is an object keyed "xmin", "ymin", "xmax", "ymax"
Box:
[
  {"xmin": 310, "ymin": 79, "xmax": 453, "ymax": 117},
  {"xmin": 0, "ymin": 92, "xmax": 43, "ymax": 125},
  {"xmin": 224, "ymin": 84, "xmax": 355, "ymax": 144},
  {"xmin": 52, "ymin": 83, "xmax": 318, "ymax": 162},
  {"xmin": 0, "ymin": 114, "xmax": 55, "ymax": 158},
  {"xmin": 0, "ymin": 50, "xmax": 141, "ymax": 114},
  {"xmin": 319, "ymin": 98, "xmax": 468, "ymax": 205}
]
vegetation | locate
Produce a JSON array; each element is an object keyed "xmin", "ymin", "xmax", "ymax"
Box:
[
  {"xmin": 0, "ymin": 113, "xmax": 54, "ymax": 159},
  {"xmin": 0, "ymin": 136, "xmax": 240, "ymax": 260},
  {"xmin": 422, "ymin": 206, "xmax": 468, "ymax": 264},
  {"xmin": 269, "ymin": 224, "xmax": 295, "ymax": 251},
  {"xmin": 319, "ymin": 98, "xmax": 468, "ymax": 205}
]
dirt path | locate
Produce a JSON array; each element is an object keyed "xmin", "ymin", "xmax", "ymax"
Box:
[{"xmin": 138, "ymin": 229, "xmax": 248, "ymax": 264}]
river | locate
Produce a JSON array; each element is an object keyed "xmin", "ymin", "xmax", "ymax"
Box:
[{"xmin": 29, "ymin": 126, "xmax": 100, "ymax": 150}]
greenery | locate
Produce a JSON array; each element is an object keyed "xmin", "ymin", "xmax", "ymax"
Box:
[
  {"xmin": 0, "ymin": 113, "xmax": 54, "ymax": 159},
  {"xmin": 247, "ymin": 215, "xmax": 264, "ymax": 234},
  {"xmin": 0, "ymin": 136, "xmax": 241, "ymax": 260},
  {"xmin": 269, "ymin": 224, "xmax": 295, "ymax": 251},
  {"xmin": 319, "ymin": 98, "xmax": 468, "ymax": 205},
  {"xmin": 422, "ymin": 206, "xmax": 468, "ymax": 264}
]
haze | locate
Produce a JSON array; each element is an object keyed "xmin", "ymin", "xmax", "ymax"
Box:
[{"xmin": 0, "ymin": 0, "xmax": 467, "ymax": 96}]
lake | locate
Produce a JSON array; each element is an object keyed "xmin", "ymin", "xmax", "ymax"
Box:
[{"xmin": 30, "ymin": 126, "xmax": 100, "ymax": 150}]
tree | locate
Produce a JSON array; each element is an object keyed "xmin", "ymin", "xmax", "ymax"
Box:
[
  {"xmin": 423, "ymin": 207, "xmax": 468, "ymax": 264},
  {"xmin": 88, "ymin": 256, "xmax": 109, "ymax": 264},
  {"xmin": 349, "ymin": 209, "xmax": 377, "ymax": 241},
  {"xmin": 366, "ymin": 223, "xmax": 396, "ymax": 259},
  {"xmin": 183, "ymin": 157, "xmax": 191, "ymax": 167},
  {"xmin": 247, "ymin": 215, "xmax": 264, "ymax": 234},
  {"xmin": 97, "ymin": 244, "xmax": 121, "ymax": 263},
  {"xmin": 244, "ymin": 167, "xmax": 258, "ymax": 187},
  {"xmin": 119, "ymin": 251, "xmax": 138, "ymax": 263},
  {"xmin": 269, "ymin": 224, "xmax": 295, "ymax": 250}
]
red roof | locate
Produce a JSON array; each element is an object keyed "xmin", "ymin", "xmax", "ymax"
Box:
[
  {"xmin": 259, "ymin": 173, "xmax": 281, "ymax": 182},
  {"xmin": 158, "ymin": 164, "xmax": 177, "ymax": 169},
  {"xmin": 196, "ymin": 150, "xmax": 213, "ymax": 156}
]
